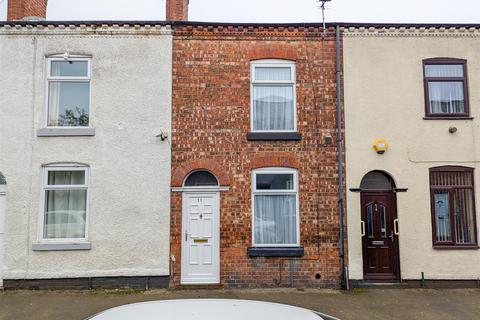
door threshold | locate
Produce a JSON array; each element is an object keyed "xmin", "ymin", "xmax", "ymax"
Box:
[
  {"xmin": 176, "ymin": 283, "xmax": 223, "ymax": 290},
  {"xmin": 349, "ymin": 280, "xmax": 407, "ymax": 289}
]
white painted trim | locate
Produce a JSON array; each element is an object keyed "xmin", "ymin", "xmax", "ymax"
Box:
[
  {"xmin": 181, "ymin": 192, "xmax": 220, "ymax": 285},
  {"xmin": 250, "ymin": 60, "xmax": 297, "ymax": 132},
  {"xmin": 37, "ymin": 164, "xmax": 90, "ymax": 244},
  {"xmin": 251, "ymin": 167, "xmax": 300, "ymax": 247},
  {"xmin": 32, "ymin": 242, "xmax": 91, "ymax": 251},
  {"xmin": 172, "ymin": 186, "xmax": 229, "ymax": 192},
  {"xmin": 37, "ymin": 127, "xmax": 95, "ymax": 137},
  {"xmin": 44, "ymin": 57, "xmax": 93, "ymax": 128}
]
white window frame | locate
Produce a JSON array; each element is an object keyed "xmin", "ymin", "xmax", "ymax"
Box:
[
  {"xmin": 45, "ymin": 56, "xmax": 92, "ymax": 128},
  {"xmin": 38, "ymin": 164, "xmax": 90, "ymax": 243},
  {"xmin": 251, "ymin": 167, "xmax": 300, "ymax": 247},
  {"xmin": 250, "ymin": 59, "xmax": 297, "ymax": 132}
]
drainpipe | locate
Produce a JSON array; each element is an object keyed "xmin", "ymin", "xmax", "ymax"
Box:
[{"xmin": 335, "ymin": 25, "xmax": 346, "ymax": 289}]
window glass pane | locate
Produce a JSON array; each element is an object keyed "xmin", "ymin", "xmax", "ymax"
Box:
[
  {"xmin": 44, "ymin": 189, "xmax": 87, "ymax": 239},
  {"xmin": 379, "ymin": 204, "xmax": 387, "ymax": 238},
  {"xmin": 48, "ymin": 82, "xmax": 90, "ymax": 127},
  {"xmin": 367, "ymin": 204, "xmax": 373, "ymax": 237},
  {"xmin": 256, "ymin": 173, "xmax": 294, "ymax": 190},
  {"xmin": 51, "ymin": 61, "xmax": 88, "ymax": 77},
  {"xmin": 253, "ymin": 86, "xmax": 294, "ymax": 131},
  {"xmin": 360, "ymin": 171, "xmax": 395, "ymax": 190},
  {"xmin": 48, "ymin": 170, "xmax": 85, "ymax": 185},
  {"xmin": 425, "ymin": 64, "xmax": 463, "ymax": 77},
  {"xmin": 431, "ymin": 170, "xmax": 473, "ymax": 187},
  {"xmin": 428, "ymin": 82, "xmax": 465, "ymax": 114},
  {"xmin": 184, "ymin": 171, "xmax": 218, "ymax": 187},
  {"xmin": 454, "ymin": 189, "xmax": 475, "ymax": 244},
  {"xmin": 254, "ymin": 194, "xmax": 296, "ymax": 244},
  {"xmin": 255, "ymin": 67, "xmax": 291, "ymax": 81},
  {"xmin": 434, "ymin": 191, "xmax": 451, "ymax": 242}
]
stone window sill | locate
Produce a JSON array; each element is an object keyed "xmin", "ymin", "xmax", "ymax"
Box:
[
  {"xmin": 433, "ymin": 245, "xmax": 479, "ymax": 250},
  {"xmin": 247, "ymin": 247, "xmax": 304, "ymax": 257},
  {"xmin": 32, "ymin": 242, "xmax": 92, "ymax": 251},
  {"xmin": 423, "ymin": 117, "xmax": 473, "ymax": 120},
  {"xmin": 247, "ymin": 132, "xmax": 302, "ymax": 141},
  {"xmin": 37, "ymin": 128, "xmax": 96, "ymax": 137}
]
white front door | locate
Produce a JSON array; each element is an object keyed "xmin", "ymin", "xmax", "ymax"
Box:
[{"xmin": 181, "ymin": 192, "xmax": 220, "ymax": 284}]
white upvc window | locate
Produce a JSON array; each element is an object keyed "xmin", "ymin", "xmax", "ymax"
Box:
[
  {"xmin": 250, "ymin": 60, "xmax": 297, "ymax": 132},
  {"xmin": 252, "ymin": 168, "xmax": 299, "ymax": 247},
  {"xmin": 46, "ymin": 57, "xmax": 91, "ymax": 128},
  {"xmin": 39, "ymin": 164, "xmax": 89, "ymax": 242}
]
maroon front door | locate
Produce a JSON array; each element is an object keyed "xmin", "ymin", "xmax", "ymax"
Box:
[{"xmin": 361, "ymin": 192, "xmax": 400, "ymax": 281}]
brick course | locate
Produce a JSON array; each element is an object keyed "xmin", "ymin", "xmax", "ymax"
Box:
[
  {"xmin": 171, "ymin": 25, "xmax": 344, "ymax": 288},
  {"xmin": 7, "ymin": 0, "xmax": 48, "ymax": 20}
]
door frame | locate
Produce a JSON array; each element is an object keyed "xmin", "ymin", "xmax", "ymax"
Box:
[
  {"xmin": 360, "ymin": 190, "xmax": 401, "ymax": 282},
  {"xmin": 180, "ymin": 189, "xmax": 220, "ymax": 285},
  {"xmin": 0, "ymin": 185, "xmax": 6, "ymax": 288}
]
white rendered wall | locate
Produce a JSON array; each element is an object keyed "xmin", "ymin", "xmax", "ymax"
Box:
[
  {"xmin": 0, "ymin": 185, "xmax": 5, "ymax": 286},
  {"xmin": 0, "ymin": 25, "xmax": 173, "ymax": 279}
]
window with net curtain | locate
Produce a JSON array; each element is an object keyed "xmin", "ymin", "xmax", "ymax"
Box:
[
  {"xmin": 423, "ymin": 58, "xmax": 469, "ymax": 117},
  {"xmin": 251, "ymin": 60, "xmax": 296, "ymax": 131},
  {"xmin": 430, "ymin": 166, "xmax": 477, "ymax": 247},
  {"xmin": 253, "ymin": 168, "xmax": 299, "ymax": 246},
  {"xmin": 42, "ymin": 166, "xmax": 88, "ymax": 240},
  {"xmin": 47, "ymin": 58, "xmax": 91, "ymax": 127}
]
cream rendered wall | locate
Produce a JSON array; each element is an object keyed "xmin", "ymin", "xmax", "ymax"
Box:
[
  {"xmin": 344, "ymin": 28, "xmax": 480, "ymax": 280},
  {"xmin": 0, "ymin": 25, "xmax": 173, "ymax": 279}
]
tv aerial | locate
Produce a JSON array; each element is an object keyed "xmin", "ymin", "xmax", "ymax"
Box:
[{"xmin": 317, "ymin": 0, "xmax": 333, "ymax": 34}]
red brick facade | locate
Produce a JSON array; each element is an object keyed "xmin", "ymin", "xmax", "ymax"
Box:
[
  {"xmin": 7, "ymin": 0, "xmax": 48, "ymax": 20},
  {"xmin": 170, "ymin": 24, "xmax": 344, "ymax": 288}
]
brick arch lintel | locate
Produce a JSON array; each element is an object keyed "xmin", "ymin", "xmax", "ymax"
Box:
[
  {"xmin": 249, "ymin": 45, "xmax": 298, "ymax": 61},
  {"xmin": 251, "ymin": 152, "xmax": 300, "ymax": 170},
  {"xmin": 172, "ymin": 159, "xmax": 231, "ymax": 187}
]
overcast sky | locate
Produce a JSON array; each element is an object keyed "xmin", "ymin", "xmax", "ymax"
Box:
[{"xmin": 1, "ymin": 0, "xmax": 479, "ymax": 23}]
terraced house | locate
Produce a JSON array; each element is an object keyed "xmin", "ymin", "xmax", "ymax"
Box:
[
  {"xmin": 343, "ymin": 24, "xmax": 480, "ymax": 287},
  {"xmin": 4, "ymin": 0, "xmax": 478, "ymax": 292},
  {"xmin": 168, "ymin": 1, "xmax": 345, "ymax": 288},
  {"xmin": 0, "ymin": 0, "xmax": 346, "ymax": 290},
  {"xmin": 0, "ymin": 0, "xmax": 173, "ymax": 289}
]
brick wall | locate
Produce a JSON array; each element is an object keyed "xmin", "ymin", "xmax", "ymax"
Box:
[
  {"xmin": 166, "ymin": 0, "xmax": 189, "ymax": 21},
  {"xmin": 7, "ymin": 0, "xmax": 48, "ymax": 20},
  {"xmin": 170, "ymin": 25, "xmax": 344, "ymax": 288}
]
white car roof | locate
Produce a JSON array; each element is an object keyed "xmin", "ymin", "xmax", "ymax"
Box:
[{"xmin": 87, "ymin": 299, "xmax": 326, "ymax": 320}]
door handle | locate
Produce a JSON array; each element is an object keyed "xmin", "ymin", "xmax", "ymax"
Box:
[
  {"xmin": 394, "ymin": 219, "xmax": 399, "ymax": 235},
  {"xmin": 388, "ymin": 231, "xmax": 395, "ymax": 244},
  {"xmin": 185, "ymin": 230, "xmax": 189, "ymax": 241},
  {"xmin": 360, "ymin": 221, "xmax": 365, "ymax": 237}
]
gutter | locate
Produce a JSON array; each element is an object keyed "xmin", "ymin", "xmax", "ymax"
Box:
[
  {"xmin": 335, "ymin": 25, "xmax": 346, "ymax": 289},
  {"xmin": 1, "ymin": 20, "xmax": 479, "ymax": 28}
]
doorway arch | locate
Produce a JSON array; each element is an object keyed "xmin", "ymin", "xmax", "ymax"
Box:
[
  {"xmin": 360, "ymin": 170, "xmax": 400, "ymax": 282},
  {"xmin": 183, "ymin": 170, "xmax": 219, "ymax": 187},
  {"xmin": 360, "ymin": 170, "xmax": 395, "ymax": 191}
]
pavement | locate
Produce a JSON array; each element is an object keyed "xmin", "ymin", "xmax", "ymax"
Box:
[{"xmin": 0, "ymin": 288, "xmax": 479, "ymax": 320}]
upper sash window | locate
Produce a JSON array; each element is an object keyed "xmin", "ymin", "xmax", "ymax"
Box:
[
  {"xmin": 46, "ymin": 57, "xmax": 91, "ymax": 127},
  {"xmin": 251, "ymin": 60, "xmax": 296, "ymax": 132},
  {"xmin": 423, "ymin": 58, "xmax": 469, "ymax": 118}
]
